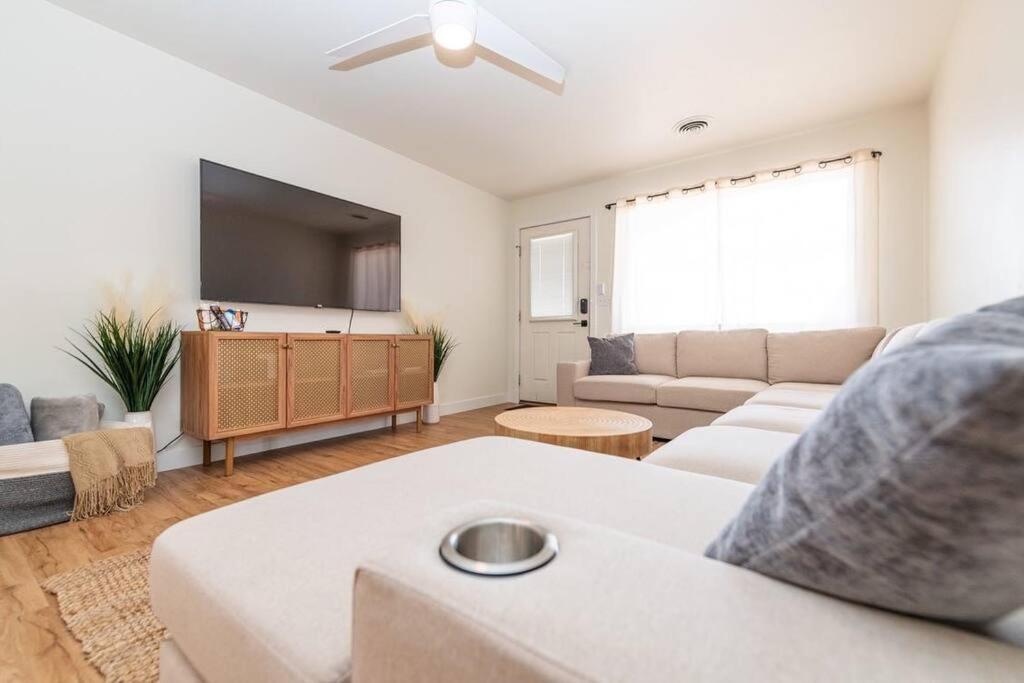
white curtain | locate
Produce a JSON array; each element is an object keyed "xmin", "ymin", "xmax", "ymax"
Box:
[
  {"xmin": 612, "ymin": 151, "xmax": 878, "ymax": 332},
  {"xmin": 350, "ymin": 242, "xmax": 400, "ymax": 311}
]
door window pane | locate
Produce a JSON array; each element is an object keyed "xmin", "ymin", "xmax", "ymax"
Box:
[{"xmin": 530, "ymin": 232, "xmax": 575, "ymax": 318}]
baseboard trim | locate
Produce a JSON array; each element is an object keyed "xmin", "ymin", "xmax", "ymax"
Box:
[
  {"xmin": 439, "ymin": 393, "xmax": 508, "ymax": 416},
  {"xmin": 155, "ymin": 392, "xmax": 510, "ymax": 473}
]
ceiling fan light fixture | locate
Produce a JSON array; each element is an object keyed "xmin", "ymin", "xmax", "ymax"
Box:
[
  {"xmin": 326, "ymin": 0, "xmax": 565, "ymax": 88},
  {"xmin": 430, "ymin": 0, "xmax": 477, "ymax": 50}
]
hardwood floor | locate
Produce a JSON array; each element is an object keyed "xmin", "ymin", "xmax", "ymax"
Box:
[{"xmin": 0, "ymin": 404, "xmax": 512, "ymax": 683}]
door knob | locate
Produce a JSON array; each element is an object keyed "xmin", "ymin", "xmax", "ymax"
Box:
[{"xmin": 571, "ymin": 320, "xmax": 588, "ymax": 327}]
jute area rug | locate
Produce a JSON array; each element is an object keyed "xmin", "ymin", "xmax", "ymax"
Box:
[{"xmin": 42, "ymin": 550, "xmax": 166, "ymax": 683}]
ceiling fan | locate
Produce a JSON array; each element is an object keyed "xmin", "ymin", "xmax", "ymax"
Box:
[{"xmin": 325, "ymin": 0, "xmax": 565, "ymax": 87}]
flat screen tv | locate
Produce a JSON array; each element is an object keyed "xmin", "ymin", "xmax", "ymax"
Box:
[{"xmin": 200, "ymin": 160, "xmax": 401, "ymax": 312}]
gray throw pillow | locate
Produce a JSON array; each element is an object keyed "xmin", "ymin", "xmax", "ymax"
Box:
[
  {"xmin": 706, "ymin": 297, "xmax": 1024, "ymax": 623},
  {"xmin": 30, "ymin": 394, "xmax": 103, "ymax": 441},
  {"xmin": 0, "ymin": 384, "xmax": 34, "ymax": 445},
  {"xmin": 587, "ymin": 334, "xmax": 639, "ymax": 376}
]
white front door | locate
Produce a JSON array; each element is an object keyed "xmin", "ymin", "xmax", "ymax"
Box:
[{"xmin": 519, "ymin": 218, "xmax": 591, "ymax": 403}]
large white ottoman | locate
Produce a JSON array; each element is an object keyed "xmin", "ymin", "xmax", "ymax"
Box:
[{"xmin": 150, "ymin": 436, "xmax": 754, "ymax": 683}]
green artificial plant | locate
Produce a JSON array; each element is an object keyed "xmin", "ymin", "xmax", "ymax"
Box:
[{"xmin": 63, "ymin": 310, "xmax": 182, "ymax": 412}]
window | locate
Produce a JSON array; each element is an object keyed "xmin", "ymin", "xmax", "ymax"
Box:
[
  {"xmin": 612, "ymin": 154, "xmax": 878, "ymax": 332},
  {"xmin": 530, "ymin": 231, "xmax": 575, "ymax": 318}
]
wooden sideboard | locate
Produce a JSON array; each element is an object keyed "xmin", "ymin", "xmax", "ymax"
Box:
[{"xmin": 180, "ymin": 332, "xmax": 433, "ymax": 475}]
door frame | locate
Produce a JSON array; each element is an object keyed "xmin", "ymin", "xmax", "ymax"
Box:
[{"xmin": 513, "ymin": 214, "xmax": 595, "ymax": 404}]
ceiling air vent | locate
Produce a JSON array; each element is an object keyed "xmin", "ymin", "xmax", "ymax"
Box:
[{"xmin": 674, "ymin": 117, "xmax": 711, "ymax": 135}]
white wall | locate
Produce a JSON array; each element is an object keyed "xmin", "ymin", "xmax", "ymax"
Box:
[
  {"xmin": 0, "ymin": 0, "xmax": 510, "ymax": 470},
  {"xmin": 511, "ymin": 103, "xmax": 931, "ymax": 341},
  {"xmin": 928, "ymin": 0, "xmax": 1024, "ymax": 316}
]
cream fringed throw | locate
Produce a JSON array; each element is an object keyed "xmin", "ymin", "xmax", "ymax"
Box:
[{"xmin": 62, "ymin": 427, "xmax": 156, "ymax": 521}]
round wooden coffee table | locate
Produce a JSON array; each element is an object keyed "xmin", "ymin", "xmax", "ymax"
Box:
[{"xmin": 494, "ymin": 406, "xmax": 653, "ymax": 459}]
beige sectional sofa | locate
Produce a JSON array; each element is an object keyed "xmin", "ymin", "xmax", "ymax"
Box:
[
  {"xmin": 557, "ymin": 326, "xmax": 888, "ymax": 440},
  {"xmin": 156, "ymin": 316, "xmax": 1018, "ymax": 682},
  {"xmin": 647, "ymin": 320, "xmax": 946, "ymax": 483}
]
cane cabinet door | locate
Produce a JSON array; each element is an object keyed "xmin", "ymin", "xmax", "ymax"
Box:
[
  {"xmin": 211, "ymin": 333, "xmax": 287, "ymax": 438},
  {"xmin": 347, "ymin": 335, "xmax": 396, "ymax": 417},
  {"xmin": 395, "ymin": 335, "xmax": 433, "ymax": 409},
  {"xmin": 287, "ymin": 334, "xmax": 346, "ymax": 427}
]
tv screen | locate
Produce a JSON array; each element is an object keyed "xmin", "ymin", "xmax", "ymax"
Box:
[{"xmin": 200, "ymin": 160, "xmax": 401, "ymax": 312}]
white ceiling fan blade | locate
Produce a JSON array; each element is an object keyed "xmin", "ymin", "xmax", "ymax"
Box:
[
  {"xmin": 325, "ymin": 14, "xmax": 431, "ymax": 63},
  {"xmin": 474, "ymin": 7, "xmax": 565, "ymax": 85}
]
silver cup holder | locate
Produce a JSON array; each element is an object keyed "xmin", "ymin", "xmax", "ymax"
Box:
[{"xmin": 439, "ymin": 517, "xmax": 559, "ymax": 576}]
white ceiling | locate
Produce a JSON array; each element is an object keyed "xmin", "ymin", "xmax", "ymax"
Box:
[{"xmin": 47, "ymin": 0, "xmax": 961, "ymax": 199}]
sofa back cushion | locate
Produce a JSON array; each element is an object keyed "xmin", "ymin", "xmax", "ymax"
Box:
[
  {"xmin": 676, "ymin": 329, "xmax": 768, "ymax": 381},
  {"xmin": 873, "ymin": 319, "xmax": 949, "ymax": 359},
  {"xmin": 634, "ymin": 333, "xmax": 677, "ymax": 376},
  {"xmin": 767, "ymin": 327, "xmax": 885, "ymax": 385},
  {"xmin": 707, "ymin": 296, "xmax": 1024, "ymax": 622}
]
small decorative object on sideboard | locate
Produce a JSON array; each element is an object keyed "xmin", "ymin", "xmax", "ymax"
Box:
[{"xmin": 196, "ymin": 305, "xmax": 248, "ymax": 331}]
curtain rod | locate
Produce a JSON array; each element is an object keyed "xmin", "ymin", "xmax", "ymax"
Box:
[{"xmin": 603, "ymin": 150, "xmax": 882, "ymax": 210}]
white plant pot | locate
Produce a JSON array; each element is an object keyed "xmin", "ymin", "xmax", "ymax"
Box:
[
  {"xmin": 423, "ymin": 382, "xmax": 441, "ymax": 424},
  {"xmin": 124, "ymin": 410, "xmax": 154, "ymax": 441}
]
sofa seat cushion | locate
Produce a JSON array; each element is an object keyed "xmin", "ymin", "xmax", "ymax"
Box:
[
  {"xmin": 746, "ymin": 385, "xmax": 839, "ymax": 410},
  {"xmin": 573, "ymin": 374, "xmax": 674, "ymax": 404},
  {"xmin": 712, "ymin": 405, "xmax": 821, "ymax": 434},
  {"xmin": 150, "ymin": 437, "xmax": 754, "ymax": 683},
  {"xmin": 657, "ymin": 377, "xmax": 769, "ymax": 413},
  {"xmin": 768, "ymin": 382, "xmax": 842, "ymax": 393},
  {"xmin": 645, "ymin": 426, "xmax": 799, "ymax": 484}
]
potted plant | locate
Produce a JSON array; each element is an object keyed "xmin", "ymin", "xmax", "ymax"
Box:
[
  {"xmin": 63, "ymin": 310, "xmax": 181, "ymax": 436},
  {"xmin": 412, "ymin": 320, "xmax": 457, "ymax": 424}
]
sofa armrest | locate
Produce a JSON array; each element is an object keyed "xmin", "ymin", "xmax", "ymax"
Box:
[
  {"xmin": 352, "ymin": 501, "xmax": 1024, "ymax": 683},
  {"xmin": 555, "ymin": 360, "xmax": 589, "ymax": 406}
]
